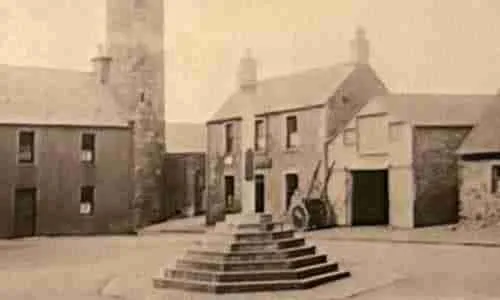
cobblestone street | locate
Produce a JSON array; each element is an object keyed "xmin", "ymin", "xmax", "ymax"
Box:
[{"xmin": 1, "ymin": 231, "xmax": 500, "ymax": 299}]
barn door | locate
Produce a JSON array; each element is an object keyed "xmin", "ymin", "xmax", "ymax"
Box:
[{"xmin": 351, "ymin": 170, "xmax": 389, "ymax": 225}]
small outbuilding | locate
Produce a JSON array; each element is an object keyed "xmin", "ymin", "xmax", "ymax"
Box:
[
  {"xmin": 164, "ymin": 122, "xmax": 206, "ymax": 218},
  {"xmin": 457, "ymin": 97, "xmax": 500, "ymax": 224}
]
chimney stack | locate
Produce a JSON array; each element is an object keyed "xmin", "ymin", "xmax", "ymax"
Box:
[
  {"xmin": 350, "ymin": 27, "xmax": 370, "ymax": 65},
  {"xmin": 238, "ymin": 49, "xmax": 258, "ymax": 91},
  {"xmin": 91, "ymin": 44, "xmax": 112, "ymax": 84}
]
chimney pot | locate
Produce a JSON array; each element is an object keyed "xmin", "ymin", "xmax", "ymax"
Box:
[
  {"xmin": 350, "ymin": 26, "xmax": 370, "ymax": 65},
  {"xmin": 91, "ymin": 43, "xmax": 112, "ymax": 84},
  {"xmin": 238, "ymin": 48, "xmax": 258, "ymax": 91}
]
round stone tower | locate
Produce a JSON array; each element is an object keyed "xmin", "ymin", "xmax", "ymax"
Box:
[{"xmin": 106, "ymin": 0, "xmax": 166, "ymax": 225}]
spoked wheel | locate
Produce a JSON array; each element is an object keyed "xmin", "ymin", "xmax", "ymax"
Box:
[{"xmin": 290, "ymin": 202, "xmax": 310, "ymax": 232}]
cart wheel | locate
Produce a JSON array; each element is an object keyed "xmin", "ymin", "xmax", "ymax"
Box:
[{"xmin": 290, "ymin": 202, "xmax": 310, "ymax": 231}]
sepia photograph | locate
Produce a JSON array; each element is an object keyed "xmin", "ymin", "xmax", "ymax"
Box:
[{"xmin": 1, "ymin": 1, "xmax": 500, "ymax": 299}]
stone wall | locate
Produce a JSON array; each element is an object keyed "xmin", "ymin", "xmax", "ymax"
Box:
[
  {"xmin": 133, "ymin": 98, "xmax": 165, "ymax": 227},
  {"xmin": 459, "ymin": 160, "xmax": 500, "ymax": 226},
  {"xmin": 164, "ymin": 153, "xmax": 205, "ymax": 217},
  {"xmin": 0, "ymin": 125, "xmax": 135, "ymax": 238},
  {"xmin": 206, "ymin": 120, "xmax": 243, "ymax": 215},
  {"xmin": 413, "ymin": 127, "xmax": 472, "ymax": 226}
]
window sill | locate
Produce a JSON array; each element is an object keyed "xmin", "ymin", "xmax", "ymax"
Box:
[
  {"xmin": 284, "ymin": 147, "xmax": 300, "ymax": 154},
  {"xmin": 254, "ymin": 149, "xmax": 268, "ymax": 156},
  {"xmin": 17, "ymin": 162, "xmax": 36, "ymax": 167}
]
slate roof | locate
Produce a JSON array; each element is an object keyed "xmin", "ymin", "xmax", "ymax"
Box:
[
  {"xmin": 457, "ymin": 97, "xmax": 500, "ymax": 155},
  {"xmin": 209, "ymin": 62, "xmax": 358, "ymax": 122},
  {"xmin": 166, "ymin": 122, "xmax": 206, "ymax": 153},
  {"xmin": 374, "ymin": 94, "xmax": 495, "ymax": 126},
  {"xmin": 0, "ymin": 64, "xmax": 130, "ymax": 127}
]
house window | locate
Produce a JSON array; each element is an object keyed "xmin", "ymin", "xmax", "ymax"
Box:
[
  {"xmin": 80, "ymin": 186, "xmax": 95, "ymax": 216},
  {"xmin": 492, "ymin": 166, "xmax": 500, "ymax": 194},
  {"xmin": 18, "ymin": 131, "xmax": 35, "ymax": 164},
  {"xmin": 343, "ymin": 128, "xmax": 356, "ymax": 146},
  {"xmin": 255, "ymin": 119, "xmax": 266, "ymax": 151},
  {"xmin": 389, "ymin": 122, "xmax": 403, "ymax": 142},
  {"xmin": 357, "ymin": 115, "xmax": 388, "ymax": 155},
  {"xmin": 225, "ymin": 123, "xmax": 234, "ymax": 154},
  {"xmin": 134, "ymin": 0, "xmax": 145, "ymax": 8},
  {"xmin": 286, "ymin": 115, "xmax": 298, "ymax": 149},
  {"xmin": 81, "ymin": 133, "xmax": 96, "ymax": 163}
]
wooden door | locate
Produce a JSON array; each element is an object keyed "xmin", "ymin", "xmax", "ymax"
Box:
[
  {"xmin": 14, "ymin": 188, "xmax": 37, "ymax": 238},
  {"xmin": 351, "ymin": 170, "xmax": 389, "ymax": 225}
]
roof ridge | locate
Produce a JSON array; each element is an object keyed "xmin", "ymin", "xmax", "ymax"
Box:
[
  {"xmin": 0, "ymin": 63, "xmax": 90, "ymax": 75},
  {"xmin": 386, "ymin": 93, "xmax": 496, "ymax": 97},
  {"xmin": 256, "ymin": 62, "xmax": 356, "ymax": 85}
]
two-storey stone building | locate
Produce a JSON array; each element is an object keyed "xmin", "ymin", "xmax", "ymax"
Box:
[
  {"xmin": 0, "ymin": 0, "xmax": 166, "ymax": 238},
  {"xmin": 0, "ymin": 63, "xmax": 136, "ymax": 238},
  {"xmin": 206, "ymin": 29, "xmax": 387, "ymax": 218}
]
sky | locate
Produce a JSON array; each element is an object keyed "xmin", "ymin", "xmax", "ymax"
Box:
[{"xmin": 1, "ymin": 1, "xmax": 500, "ymax": 123}]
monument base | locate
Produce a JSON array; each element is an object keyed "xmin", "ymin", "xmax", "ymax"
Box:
[{"xmin": 154, "ymin": 213, "xmax": 350, "ymax": 293}]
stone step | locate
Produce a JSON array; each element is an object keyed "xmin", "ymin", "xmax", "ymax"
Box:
[
  {"xmin": 226, "ymin": 213, "xmax": 274, "ymax": 225},
  {"xmin": 176, "ymin": 257, "xmax": 287, "ymax": 272},
  {"xmin": 185, "ymin": 245, "xmax": 316, "ymax": 262},
  {"xmin": 153, "ymin": 269, "xmax": 351, "ymax": 293},
  {"xmin": 209, "ymin": 228, "xmax": 295, "ymax": 240},
  {"xmin": 288, "ymin": 253, "xmax": 327, "ymax": 269},
  {"xmin": 175, "ymin": 254, "xmax": 327, "ymax": 272},
  {"xmin": 233, "ymin": 221, "xmax": 287, "ymax": 231},
  {"xmin": 165, "ymin": 261, "xmax": 339, "ymax": 283},
  {"xmin": 234, "ymin": 229, "xmax": 295, "ymax": 241},
  {"xmin": 230, "ymin": 237, "xmax": 305, "ymax": 252}
]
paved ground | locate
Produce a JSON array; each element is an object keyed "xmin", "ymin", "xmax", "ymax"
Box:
[
  {"xmin": 141, "ymin": 216, "xmax": 500, "ymax": 247},
  {"xmin": 1, "ymin": 232, "xmax": 500, "ymax": 299}
]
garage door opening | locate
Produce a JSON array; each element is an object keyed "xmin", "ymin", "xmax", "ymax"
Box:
[{"xmin": 351, "ymin": 170, "xmax": 389, "ymax": 225}]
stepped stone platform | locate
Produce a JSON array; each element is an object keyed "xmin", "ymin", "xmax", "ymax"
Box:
[{"xmin": 153, "ymin": 213, "xmax": 350, "ymax": 293}]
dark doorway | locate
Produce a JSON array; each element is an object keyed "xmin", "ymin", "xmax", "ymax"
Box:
[
  {"xmin": 224, "ymin": 176, "xmax": 234, "ymax": 211},
  {"xmin": 285, "ymin": 173, "xmax": 299, "ymax": 210},
  {"xmin": 255, "ymin": 174, "xmax": 265, "ymax": 213},
  {"xmin": 194, "ymin": 169, "xmax": 203, "ymax": 215},
  {"xmin": 13, "ymin": 188, "xmax": 37, "ymax": 238},
  {"xmin": 351, "ymin": 170, "xmax": 389, "ymax": 225}
]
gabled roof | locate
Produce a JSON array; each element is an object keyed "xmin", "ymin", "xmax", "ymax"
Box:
[
  {"xmin": 374, "ymin": 94, "xmax": 495, "ymax": 126},
  {"xmin": 458, "ymin": 97, "xmax": 500, "ymax": 155},
  {"xmin": 209, "ymin": 62, "xmax": 358, "ymax": 122},
  {"xmin": 166, "ymin": 122, "xmax": 206, "ymax": 153},
  {"xmin": 0, "ymin": 64, "xmax": 130, "ymax": 127}
]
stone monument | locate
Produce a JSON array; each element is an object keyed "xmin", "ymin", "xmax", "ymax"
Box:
[{"xmin": 154, "ymin": 213, "xmax": 350, "ymax": 293}]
